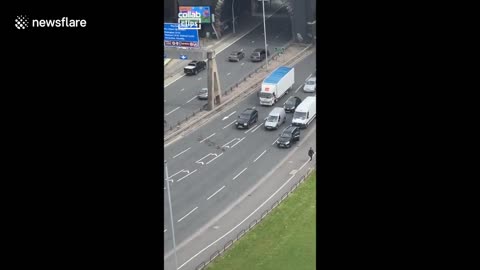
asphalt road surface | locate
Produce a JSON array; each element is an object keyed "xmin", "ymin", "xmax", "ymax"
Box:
[
  {"xmin": 164, "ymin": 50, "xmax": 316, "ymax": 268},
  {"xmin": 164, "ymin": 8, "xmax": 292, "ymax": 132}
]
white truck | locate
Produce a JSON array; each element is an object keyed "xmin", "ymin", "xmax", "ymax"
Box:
[
  {"xmin": 259, "ymin": 66, "xmax": 294, "ymax": 106},
  {"xmin": 292, "ymin": 96, "xmax": 316, "ymax": 128}
]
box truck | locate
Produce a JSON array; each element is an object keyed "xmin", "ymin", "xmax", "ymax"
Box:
[
  {"xmin": 292, "ymin": 96, "xmax": 316, "ymax": 128},
  {"xmin": 259, "ymin": 66, "xmax": 294, "ymax": 106}
]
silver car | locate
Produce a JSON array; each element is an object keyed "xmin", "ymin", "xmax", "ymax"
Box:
[
  {"xmin": 303, "ymin": 77, "xmax": 316, "ymax": 93},
  {"xmin": 198, "ymin": 88, "xmax": 208, "ymax": 100}
]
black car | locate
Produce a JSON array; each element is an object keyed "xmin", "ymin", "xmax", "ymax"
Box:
[
  {"xmin": 250, "ymin": 48, "xmax": 270, "ymax": 62},
  {"xmin": 184, "ymin": 60, "xmax": 206, "ymax": 75},
  {"xmin": 277, "ymin": 125, "xmax": 300, "ymax": 148},
  {"xmin": 228, "ymin": 51, "xmax": 245, "ymax": 62},
  {"xmin": 284, "ymin": 96, "xmax": 302, "ymax": 113},
  {"xmin": 235, "ymin": 108, "xmax": 258, "ymax": 129}
]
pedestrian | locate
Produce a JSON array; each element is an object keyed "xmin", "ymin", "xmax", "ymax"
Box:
[{"xmin": 308, "ymin": 147, "xmax": 314, "ymax": 161}]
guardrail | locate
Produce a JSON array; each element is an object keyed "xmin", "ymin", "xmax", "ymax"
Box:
[
  {"xmin": 194, "ymin": 167, "xmax": 315, "ymax": 270},
  {"xmin": 164, "ymin": 40, "xmax": 303, "ymax": 134}
]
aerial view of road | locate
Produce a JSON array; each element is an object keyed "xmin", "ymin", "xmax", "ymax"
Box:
[
  {"xmin": 164, "ymin": 1, "xmax": 316, "ymax": 269},
  {"xmin": 164, "ymin": 8, "xmax": 292, "ymax": 132}
]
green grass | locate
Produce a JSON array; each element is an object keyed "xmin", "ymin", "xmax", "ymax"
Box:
[{"xmin": 207, "ymin": 171, "xmax": 316, "ymax": 270}]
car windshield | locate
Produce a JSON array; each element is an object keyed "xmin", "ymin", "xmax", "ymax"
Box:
[
  {"xmin": 267, "ymin": 115, "xmax": 278, "ymax": 122},
  {"xmin": 252, "ymin": 52, "xmax": 260, "ymax": 56},
  {"xmin": 230, "ymin": 52, "xmax": 239, "ymax": 56},
  {"xmin": 240, "ymin": 113, "xmax": 251, "ymax": 119},
  {"xmin": 200, "ymin": 89, "xmax": 207, "ymax": 94},
  {"xmin": 280, "ymin": 133, "xmax": 291, "ymax": 139},
  {"xmin": 305, "ymin": 80, "xmax": 315, "ymax": 85},
  {"xmin": 286, "ymin": 98, "xmax": 297, "ymax": 105},
  {"xmin": 293, "ymin": 112, "xmax": 307, "ymax": 120},
  {"xmin": 259, "ymin": 92, "xmax": 273, "ymax": 98}
]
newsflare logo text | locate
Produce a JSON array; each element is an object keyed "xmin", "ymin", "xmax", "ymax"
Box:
[{"xmin": 15, "ymin": 15, "xmax": 87, "ymax": 30}]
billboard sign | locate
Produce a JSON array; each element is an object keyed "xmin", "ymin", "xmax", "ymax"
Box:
[
  {"xmin": 179, "ymin": 6, "xmax": 211, "ymax": 24},
  {"xmin": 164, "ymin": 23, "xmax": 199, "ymax": 48}
]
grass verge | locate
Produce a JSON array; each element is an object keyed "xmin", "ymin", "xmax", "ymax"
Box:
[{"xmin": 206, "ymin": 170, "xmax": 316, "ymax": 270}]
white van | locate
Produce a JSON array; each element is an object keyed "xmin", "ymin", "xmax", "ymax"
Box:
[
  {"xmin": 264, "ymin": 107, "xmax": 286, "ymax": 130},
  {"xmin": 292, "ymin": 96, "xmax": 316, "ymax": 128}
]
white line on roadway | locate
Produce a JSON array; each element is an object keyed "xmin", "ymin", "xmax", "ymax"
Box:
[
  {"xmin": 227, "ymin": 72, "xmax": 231, "ymax": 76},
  {"xmin": 177, "ymin": 169, "xmax": 198, "ymax": 182},
  {"xmin": 197, "ymin": 77, "xmax": 202, "ymax": 80},
  {"xmin": 206, "ymin": 186, "xmax": 226, "ymax": 201},
  {"xmin": 294, "ymin": 84, "xmax": 303, "ymax": 93},
  {"xmin": 172, "ymin": 147, "xmax": 191, "ymax": 159},
  {"xmin": 230, "ymin": 137, "xmax": 245, "ymax": 148},
  {"xmin": 185, "ymin": 96, "xmax": 197, "ymax": 104},
  {"xmin": 177, "ymin": 207, "xmax": 198, "ymax": 223},
  {"xmin": 223, "ymin": 120, "xmax": 236, "ymax": 129},
  {"xmin": 253, "ymin": 150, "xmax": 267, "ymax": 163},
  {"xmin": 199, "ymin": 133, "xmax": 216, "ymax": 143},
  {"xmin": 240, "ymin": 62, "xmax": 245, "ymax": 66},
  {"xmin": 164, "ymin": 229, "xmax": 167, "ymax": 233},
  {"xmin": 206, "ymin": 153, "xmax": 223, "ymax": 165},
  {"xmin": 222, "ymin": 111, "xmax": 236, "ymax": 120},
  {"xmin": 250, "ymin": 123, "xmax": 264, "ymax": 133},
  {"xmin": 165, "ymin": 107, "xmax": 180, "ymax": 116},
  {"xmin": 245, "ymin": 124, "xmax": 258, "ymax": 133},
  {"xmin": 306, "ymin": 73, "xmax": 313, "ymax": 80},
  {"xmin": 180, "ymin": 88, "xmax": 185, "ymax": 92},
  {"xmin": 232, "ymin": 167, "xmax": 248, "ymax": 180},
  {"xmin": 272, "ymin": 138, "xmax": 279, "ymax": 145}
]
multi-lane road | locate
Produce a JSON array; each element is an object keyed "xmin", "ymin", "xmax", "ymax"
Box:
[
  {"xmin": 164, "ymin": 8, "xmax": 292, "ymax": 132},
  {"xmin": 164, "ymin": 46, "xmax": 316, "ymax": 269}
]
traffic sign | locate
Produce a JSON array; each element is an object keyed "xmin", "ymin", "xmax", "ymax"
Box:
[
  {"xmin": 164, "ymin": 23, "xmax": 199, "ymax": 48},
  {"xmin": 179, "ymin": 55, "xmax": 188, "ymax": 60}
]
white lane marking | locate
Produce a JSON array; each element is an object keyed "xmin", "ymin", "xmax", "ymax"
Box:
[
  {"xmin": 199, "ymin": 133, "xmax": 216, "ymax": 143},
  {"xmin": 306, "ymin": 73, "xmax": 313, "ymax": 80},
  {"xmin": 185, "ymin": 96, "xmax": 197, "ymax": 104},
  {"xmin": 222, "ymin": 138, "xmax": 237, "ymax": 148},
  {"xmin": 240, "ymin": 48, "xmax": 244, "ymax": 51},
  {"xmin": 164, "ymin": 99, "xmax": 166, "ymax": 102},
  {"xmin": 165, "ymin": 106, "xmax": 180, "ymax": 116},
  {"xmin": 197, "ymin": 77, "xmax": 202, "ymax": 80},
  {"xmin": 272, "ymin": 138, "xmax": 279, "ymax": 145},
  {"xmin": 294, "ymin": 84, "xmax": 303, "ymax": 93},
  {"xmin": 170, "ymin": 169, "xmax": 187, "ymax": 178},
  {"xmin": 164, "ymin": 229, "xmax": 167, "ymax": 233},
  {"xmin": 164, "ymin": 73, "xmax": 186, "ymax": 88},
  {"xmin": 227, "ymin": 72, "xmax": 231, "ymax": 76},
  {"xmin": 245, "ymin": 124, "xmax": 258, "ymax": 134},
  {"xmin": 223, "ymin": 120, "xmax": 236, "ymax": 129},
  {"xmin": 250, "ymin": 123, "xmax": 264, "ymax": 133},
  {"xmin": 177, "ymin": 207, "xmax": 198, "ymax": 223},
  {"xmin": 180, "ymin": 88, "xmax": 185, "ymax": 92},
  {"xmin": 177, "ymin": 172, "xmax": 298, "ymax": 269},
  {"xmin": 196, "ymin": 153, "xmax": 222, "ymax": 165},
  {"xmin": 177, "ymin": 169, "xmax": 198, "ymax": 182},
  {"xmin": 206, "ymin": 185, "xmax": 226, "ymax": 201},
  {"xmin": 232, "ymin": 167, "xmax": 248, "ymax": 180},
  {"xmin": 222, "ymin": 111, "xmax": 236, "ymax": 121},
  {"xmin": 229, "ymin": 137, "xmax": 245, "ymax": 149},
  {"xmin": 172, "ymin": 147, "xmax": 191, "ymax": 159},
  {"xmin": 240, "ymin": 62, "xmax": 245, "ymax": 66},
  {"xmin": 206, "ymin": 153, "xmax": 223, "ymax": 165},
  {"xmin": 253, "ymin": 150, "xmax": 267, "ymax": 163}
]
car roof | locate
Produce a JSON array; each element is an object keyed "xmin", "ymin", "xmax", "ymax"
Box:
[
  {"xmin": 231, "ymin": 51, "xmax": 241, "ymax": 54},
  {"xmin": 307, "ymin": 77, "xmax": 316, "ymax": 81},
  {"xmin": 242, "ymin": 108, "xmax": 256, "ymax": 114},
  {"xmin": 284, "ymin": 126, "xmax": 298, "ymax": 133}
]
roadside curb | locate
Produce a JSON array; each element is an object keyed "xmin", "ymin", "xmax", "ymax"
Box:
[{"xmin": 164, "ymin": 43, "xmax": 315, "ymax": 146}]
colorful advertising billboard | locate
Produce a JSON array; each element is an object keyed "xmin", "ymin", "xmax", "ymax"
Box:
[{"xmin": 178, "ymin": 6, "xmax": 211, "ymax": 24}]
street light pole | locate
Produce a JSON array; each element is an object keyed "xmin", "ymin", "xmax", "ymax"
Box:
[
  {"xmin": 232, "ymin": 0, "xmax": 236, "ymax": 34},
  {"xmin": 262, "ymin": 0, "xmax": 268, "ymax": 70},
  {"xmin": 164, "ymin": 160, "xmax": 178, "ymax": 270}
]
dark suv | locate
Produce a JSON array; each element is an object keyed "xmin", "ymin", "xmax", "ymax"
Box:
[
  {"xmin": 250, "ymin": 48, "xmax": 270, "ymax": 62},
  {"xmin": 228, "ymin": 51, "xmax": 245, "ymax": 62},
  {"xmin": 235, "ymin": 108, "xmax": 258, "ymax": 129},
  {"xmin": 276, "ymin": 125, "xmax": 300, "ymax": 148}
]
